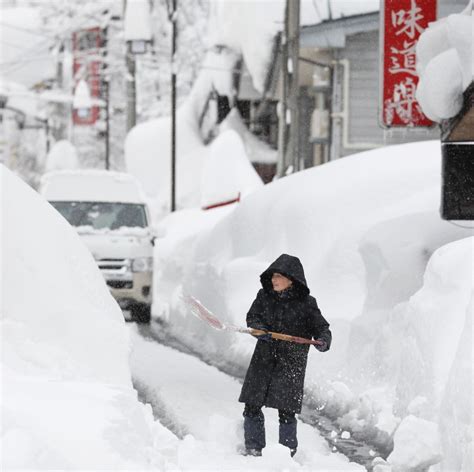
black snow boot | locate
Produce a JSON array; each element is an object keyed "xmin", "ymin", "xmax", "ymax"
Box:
[
  {"xmin": 243, "ymin": 448, "xmax": 262, "ymax": 457},
  {"xmin": 279, "ymin": 417, "xmax": 298, "ymax": 451},
  {"xmin": 243, "ymin": 405, "xmax": 266, "ymax": 453}
]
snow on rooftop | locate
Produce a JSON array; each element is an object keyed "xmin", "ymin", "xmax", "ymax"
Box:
[
  {"xmin": 40, "ymin": 170, "xmax": 147, "ymax": 204},
  {"xmin": 208, "ymin": 0, "xmax": 379, "ymax": 92},
  {"xmin": 416, "ymin": 1, "xmax": 473, "ymax": 122}
]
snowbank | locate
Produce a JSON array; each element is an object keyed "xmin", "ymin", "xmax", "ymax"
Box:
[
  {"xmin": 151, "ymin": 140, "xmax": 472, "ymax": 469},
  {"xmin": 416, "ymin": 1, "xmax": 473, "ymax": 121},
  {"xmin": 200, "ymin": 129, "xmax": 263, "ymax": 209},
  {"xmin": 125, "ymin": 49, "xmax": 264, "ymax": 219},
  {"xmin": 220, "ymin": 109, "xmax": 277, "ymax": 164},
  {"xmin": 0, "ymin": 165, "xmax": 164, "ymax": 469},
  {"xmin": 125, "ymin": 49, "xmax": 237, "ymax": 216}
]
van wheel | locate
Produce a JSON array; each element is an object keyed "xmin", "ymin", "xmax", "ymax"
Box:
[{"xmin": 131, "ymin": 304, "xmax": 151, "ymax": 323}]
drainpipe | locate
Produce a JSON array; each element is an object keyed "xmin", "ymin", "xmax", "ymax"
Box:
[{"xmin": 332, "ymin": 59, "xmax": 380, "ymax": 151}]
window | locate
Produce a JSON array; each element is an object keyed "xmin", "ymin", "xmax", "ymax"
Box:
[{"xmin": 50, "ymin": 202, "xmax": 147, "ymax": 230}]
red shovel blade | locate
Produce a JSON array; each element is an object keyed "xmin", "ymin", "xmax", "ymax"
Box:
[{"xmin": 183, "ymin": 294, "xmax": 225, "ymax": 330}]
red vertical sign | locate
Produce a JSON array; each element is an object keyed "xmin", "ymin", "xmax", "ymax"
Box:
[
  {"xmin": 380, "ymin": 0, "xmax": 436, "ymax": 127},
  {"xmin": 72, "ymin": 27, "xmax": 104, "ymax": 126}
]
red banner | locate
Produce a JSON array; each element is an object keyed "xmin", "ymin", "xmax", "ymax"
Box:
[
  {"xmin": 380, "ymin": 0, "xmax": 436, "ymax": 127},
  {"xmin": 72, "ymin": 27, "xmax": 104, "ymax": 126}
]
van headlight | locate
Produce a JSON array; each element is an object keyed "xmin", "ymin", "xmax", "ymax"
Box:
[{"xmin": 131, "ymin": 257, "xmax": 153, "ymax": 272}]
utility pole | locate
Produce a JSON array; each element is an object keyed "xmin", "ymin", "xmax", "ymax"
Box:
[
  {"xmin": 277, "ymin": 6, "xmax": 289, "ymax": 177},
  {"xmin": 102, "ymin": 26, "xmax": 110, "ymax": 169},
  {"xmin": 126, "ymin": 45, "xmax": 136, "ymax": 132},
  {"xmin": 287, "ymin": 0, "xmax": 300, "ymax": 171},
  {"xmin": 104, "ymin": 78, "xmax": 110, "ymax": 169},
  {"xmin": 277, "ymin": 0, "xmax": 300, "ymax": 176},
  {"xmin": 170, "ymin": 0, "xmax": 177, "ymax": 212}
]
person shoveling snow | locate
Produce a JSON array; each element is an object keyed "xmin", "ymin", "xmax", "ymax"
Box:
[
  {"xmin": 238, "ymin": 254, "xmax": 332, "ymax": 458},
  {"xmin": 184, "ymin": 254, "xmax": 332, "ymax": 458}
]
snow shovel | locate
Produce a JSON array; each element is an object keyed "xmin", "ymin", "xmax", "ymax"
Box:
[{"xmin": 183, "ymin": 294, "xmax": 323, "ymax": 346}]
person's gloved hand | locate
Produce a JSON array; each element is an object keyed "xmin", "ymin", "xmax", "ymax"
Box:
[
  {"xmin": 314, "ymin": 339, "xmax": 328, "ymax": 351},
  {"xmin": 251, "ymin": 327, "xmax": 272, "ymax": 342},
  {"xmin": 255, "ymin": 332, "xmax": 272, "ymax": 342}
]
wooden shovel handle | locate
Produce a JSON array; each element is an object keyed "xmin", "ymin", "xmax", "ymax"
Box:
[{"xmin": 250, "ymin": 329, "xmax": 322, "ymax": 345}]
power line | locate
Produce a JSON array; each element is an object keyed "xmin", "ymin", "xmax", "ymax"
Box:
[
  {"xmin": 0, "ymin": 21, "xmax": 55, "ymax": 39},
  {"xmin": 1, "ymin": 9, "xmax": 110, "ymax": 77}
]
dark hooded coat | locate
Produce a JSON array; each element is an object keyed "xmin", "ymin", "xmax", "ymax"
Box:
[{"xmin": 238, "ymin": 254, "xmax": 331, "ymax": 413}]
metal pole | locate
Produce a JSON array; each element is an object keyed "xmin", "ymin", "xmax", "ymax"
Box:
[
  {"xmin": 277, "ymin": 3, "xmax": 289, "ymax": 177},
  {"xmin": 126, "ymin": 45, "xmax": 136, "ymax": 131},
  {"xmin": 104, "ymin": 78, "xmax": 110, "ymax": 169},
  {"xmin": 170, "ymin": 0, "xmax": 177, "ymax": 212},
  {"xmin": 288, "ymin": 0, "xmax": 300, "ymax": 171},
  {"xmin": 45, "ymin": 119, "xmax": 50, "ymax": 154}
]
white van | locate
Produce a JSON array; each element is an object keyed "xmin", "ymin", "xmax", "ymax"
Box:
[{"xmin": 41, "ymin": 170, "xmax": 154, "ymax": 322}]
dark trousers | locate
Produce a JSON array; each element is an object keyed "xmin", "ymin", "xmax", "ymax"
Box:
[{"xmin": 243, "ymin": 404, "xmax": 298, "ymax": 451}]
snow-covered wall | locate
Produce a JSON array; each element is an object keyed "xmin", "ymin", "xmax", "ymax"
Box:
[{"xmin": 151, "ymin": 140, "xmax": 472, "ymax": 470}]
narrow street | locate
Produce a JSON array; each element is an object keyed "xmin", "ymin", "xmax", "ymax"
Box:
[{"xmin": 129, "ymin": 322, "xmax": 367, "ymax": 471}]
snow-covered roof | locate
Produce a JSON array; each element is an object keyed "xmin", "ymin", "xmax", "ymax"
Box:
[
  {"xmin": 40, "ymin": 170, "xmax": 147, "ymax": 204},
  {"xmin": 208, "ymin": 0, "xmax": 380, "ymax": 92},
  {"xmin": 300, "ymin": 11, "xmax": 379, "ymax": 48}
]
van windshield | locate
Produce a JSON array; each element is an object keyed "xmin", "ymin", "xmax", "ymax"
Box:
[{"xmin": 50, "ymin": 202, "xmax": 148, "ymax": 230}]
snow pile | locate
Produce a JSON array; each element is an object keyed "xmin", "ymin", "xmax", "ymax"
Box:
[
  {"xmin": 416, "ymin": 1, "xmax": 473, "ymax": 121},
  {"xmin": 200, "ymin": 129, "xmax": 263, "ymax": 209},
  {"xmin": 385, "ymin": 237, "xmax": 473, "ymax": 471},
  {"xmin": 125, "ymin": 48, "xmax": 263, "ymax": 218},
  {"xmin": 0, "ymin": 165, "xmax": 164, "ymax": 469},
  {"xmin": 151, "ymin": 140, "xmax": 472, "ymax": 469},
  {"xmin": 220, "ymin": 109, "xmax": 277, "ymax": 164},
  {"xmin": 387, "ymin": 416, "xmax": 441, "ymax": 471},
  {"xmin": 44, "ymin": 140, "xmax": 79, "ymax": 172}
]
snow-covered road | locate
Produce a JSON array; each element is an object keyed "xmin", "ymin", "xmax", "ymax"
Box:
[{"xmin": 128, "ymin": 324, "xmax": 364, "ymax": 471}]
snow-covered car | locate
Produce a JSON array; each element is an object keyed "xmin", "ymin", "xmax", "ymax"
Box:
[{"xmin": 40, "ymin": 170, "xmax": 154, "ymax": 322}]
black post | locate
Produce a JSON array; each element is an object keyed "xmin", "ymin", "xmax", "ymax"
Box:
[
  {"xmin": 288, "ymin": 0, "xmax": 300, "ymax": 171},
  {"xmin": 277, "ymin": 2, "xmax": 289, "ymax": 177},
  {"xmin": 45, "ymin": 119, "xmax": 50, "ymax": 154},
  {"xmin": 171, "ymin": 0, "xmax": 177, "ymax": 212},
  {"xmin": 126, "ymin": 45, "xmax": 136, "ymax": 132},
  {"xmin": 104, "ymin": 78, "xmax": 110, "ymax": 170}
]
